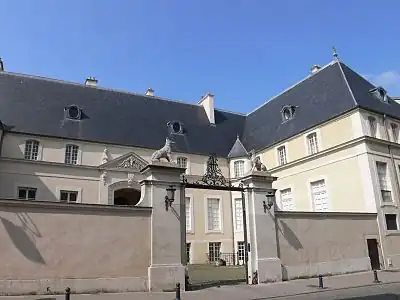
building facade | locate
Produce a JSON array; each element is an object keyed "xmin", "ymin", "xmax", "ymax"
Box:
[{"xmin": 0, "ymin": 54, "xmax": 400, "ymax": 275}]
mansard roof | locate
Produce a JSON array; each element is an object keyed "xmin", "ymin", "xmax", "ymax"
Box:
[{"xmin": 0, "ymin": 59, "xmax": 398, "ymax": 157}]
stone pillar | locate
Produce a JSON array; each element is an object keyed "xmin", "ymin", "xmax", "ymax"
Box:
[
  {"xmin": 140, "ymin": 161, "xmax": 186, "ymax": 292},
  {"xmin": 242, "ymin": 171, "xmax": 281, "ymax": 284}
]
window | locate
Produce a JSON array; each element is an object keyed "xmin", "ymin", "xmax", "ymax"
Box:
[
  {"xmin": 234, "ymin": 198, "xmax": 243, "ymax": 231},
  {"xmin": 234, "ymin": 160, "xmax": 245, "ymax": 178},
  {"xmin": 391, "ymin": 124, "xmax": 399, "ymax": 143},
  {"xmin": 281, "ymin": 105, "xmax": 297, "ymax": 122},
  {"xmin": 17, "ymin": 187, "xmax": 37, "ymax": 200},
  {"xmin": 65, "ymin": 144, "xmax": 79, "ymax": 164},
  {"xmin": 376, "ymin": 162, "xmax": 392, "ymax": 203},
  {"xmin": 310, "ymin": 179, "xmax": 328, "ymax": 212},
  {"xmin": 307, "ymin": 132, "xmax": 319, "ymax": 155},
  {"xmin": 368, "ymin": 116, "xmax": 377, "ymax": 138},
  {"xmin": 280, "ymin": 188, "xmax": 294, "ymax": 211},
  {"xmin": 186, "ymin": 243, "xmax": 191, "ymax": 264},
  {"xmin": 208, "ymin": 242, "xmax": 221, "ymax": 262},
  {"xmin": 185, "ymin": 196, "xmax": 192, "ymax": 231},
  {"xmin": 370, "ymin": 87, "xmax": 389, "ymax": 103},
  {"xmin": 237, "ymin": 241, "xmax": 245, "ymax": 265},
  {"xmin": 385, "ymin": 214, "xmax": 398, "ymax": 231},
  {"xmin": 24, "ymin": 140, "xmax": 39, "ymax": 160},
  {"xmin": 65, "ymin": 105, "xmax": 82, "ymax": 120},
  {"xmin": 177, "ymin": 157, "xmax": 188, "ymax": 173},
  {"xmin": 60, "ymin": 190, "xmax": 78, "ymax": 203},
  {"xmin": 277, "ymin": 146, "xmax": 287, "ymax": 166},
  {"xmin": 207, "ymin": 198, "xmax": 221, "ymax": 231}
]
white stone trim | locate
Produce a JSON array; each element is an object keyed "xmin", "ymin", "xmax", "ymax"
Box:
[
  {"xmin": 307, "ymin": 175, "xmax": 330, "ymax": 212},
  {"xmin": 204, "ymin": 194, "xmax": 223, "ymax": 234},
  {"xmin": 56, "ymin": 186, "xmax": 83, "ymax": 203},
  {"xmin": 303, "ymin": 128, "xmax": 322, "ymax": 155},
  {"xmin": 185, "ymin": 194, "xmax": 195, "ymax": 234},
  {"xmin": 275, "ymin": 142, "xmax": 289, "ymax": 167}
]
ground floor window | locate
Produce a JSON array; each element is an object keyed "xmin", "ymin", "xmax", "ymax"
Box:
[
  {"xmin": 186, "ymin": 243, "xmax": 191, "ymax": 264},
  {"xmin": 18, "ymin": 187, "xmax": 37, "ymax": 200},
  {"xmin": 237, "ymin": 241, "xmax": 245, "ymax": 265},
  {"xmin": 60, "ymin": 190, "xmax": 78, "ymax": 203},
  {"xmin": 208, "ymin": 242, "xmax": 221, "ymax": 263}
]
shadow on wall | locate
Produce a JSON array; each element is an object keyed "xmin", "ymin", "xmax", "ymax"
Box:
[
  {"xmin": 0, "ymin": 214, "xmax": 46, "ymax": 264},
  {"xmin": 278, "ymin": 220, "xmax": 303, "ymax": 250}
]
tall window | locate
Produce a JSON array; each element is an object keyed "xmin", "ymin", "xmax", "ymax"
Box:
[
  {"xmin": 310, "ymin": 179, "xmax": 329, "ymax": 212},
  {"xmin": 177, "ymin": 157, "xmax": 188, "ymax": 173},
  {"xmin": 186, "ymin": 243, "xmax": 191, "ymax": 264},
  {"xmin": 391, "ymin": 123, "xmax": 399, "ymax": 143},
  {"xmin": 207, "ymin": 198, "xmax": 221, "ymax": 231},
  {"xmin": 65, "ymin": 144, "xmax": 79, "ymax": 165},
  {"xmin": 208, "ymin": 242, "xmax": 221, "ymax": 262},
  {"xmin": 237, "ymin": 241, "xmax": 245, "ymax": 265},
  {"xmin": 18, "ymin": 187, "xmax": 37, "ymax": 200},
  {"xmin": 385, "ymin": 214, "xmax": 398, "ymax": 231},
  {"xmin": 24, "ymin": 140, "xmax": 39, "ymax": 160},
  {"xmin": 376, "ymin": 162, "xmax": 392, "ymax": 203},
  {"xmin": 307, "ymin": 132, "xmax": 319, "ymax": 155},
  {"xmin": 60, "ymin": 190, "xmax": 78, "ymax": 203},
  {"xmin": 234, "ymin": 160, "xmax": 245, "ymax": 177},
  {"xmin": 368, "ymin": 116, "xmax": 377, "ymax": 137},
  {"xmin": 234, "ymin": 198, "xmax": 243, "ymax": 231},
  {"xmin": 280, "ymin": 188, "xmax": 294, "ymax": 211},
  {"xmin": 185, "ymin": 196, "xmax": 192, "ymax": 231},
  {"xmin": 277, "ymin": 146, "xmax": 287, "ymax": 166}
]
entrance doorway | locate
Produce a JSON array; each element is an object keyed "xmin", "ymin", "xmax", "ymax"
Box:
[
  {"xmin": 367, "ymin": 238, "xmax": 381, "ymax": 270},
  {"xmin": 114, "ymin": 188, "xmax": 141, "ymax": 206}
]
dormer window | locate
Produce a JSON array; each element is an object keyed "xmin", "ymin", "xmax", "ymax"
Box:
[
  {"xmin": 65, "ymin": 105, "xmax": 82, "ymax": 120},
  {"xmin": 167, "ymin": 120, "xmax": 185, "ymax": 135},
  {"xmin": 370, "ymin": 87, "xmax": 390, "ymax": 104},
  {"xmin": 281, "ymin": 105, "xmax": 297, "ymax": 123}
]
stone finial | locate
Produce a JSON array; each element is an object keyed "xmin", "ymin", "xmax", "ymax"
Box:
[
  {"xmin": 102, "ymin": 148, "xmax": 109, "ymax": 164},
  {"xmin": 333, "ymin": 46, "xmax": 339, "ymax": 60}
]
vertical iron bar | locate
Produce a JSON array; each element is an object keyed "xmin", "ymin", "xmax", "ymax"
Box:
[
  {"xmin": 241, "ymin": 189, "xmax": 249, "ymax": 284},
  {"xmin": 65, "ymin": 287, "xmax": 71, "ymax": 300}
]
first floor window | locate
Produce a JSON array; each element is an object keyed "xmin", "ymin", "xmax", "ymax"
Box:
[
  {"xmin": 208, "ymin": 242, "xmax": 221, "ymax": 262},
  {"xmin": 234, "ymin": 198, "xmax": 243, "ymax": 231},
  {"xmin": 60, "ymin": 190, "xmax": 78, "ymax": 203},
  {"xmin": 24, "ymin": 139, "xmax": 40, "ymax": 160},
  {"xmin": 385, "ymin": 214, "xmax": 398, "ymax": 231},
  {"xmin": 65, "ymin": 144, "xmax": 79, "ymax": 165},
  {"xmin": 237, "ymin": 241, "xmax": 245, "ymax": 265},
  {"xmin": 310, "ymin": 179, "xmax": 328, "ymax": 212},
  {"xmin": 368, "ymin": 116, "xmax": 377, "ymax": 137},
  {"xmin": 186, "ymin": 243, "xmax": 191, "ymax": 264},
  {"xmin": 207, "ymin": 198, "xmax": 221, "ymax": 231},
  {"xmin": 307, "ymin": 132, "xmax": 319, "ymax": 154},
  {"xmin": 277, "ymin": 146, "xmax": 287, "ymax": 165},
  {"xmin": 280, "ymin": 188, "xmax": 294, "ymax": 211},
  {"xmin": 177, "ymin": 157, "xmax": 188, "ymax": 173},
  {"xmin": 234, "ymin": 160, "xmax": 245, "ymax": 177},
  {"xmin": 377, "ymin": 162, "xmax": 392, "ymax": 203},
  {"xmin": 18, "ymin": 187, "xmax": 37, "ymax": 200},
  {"xmin": 185, "ymin": 197, "xmax": 192, "ymax": 231}
]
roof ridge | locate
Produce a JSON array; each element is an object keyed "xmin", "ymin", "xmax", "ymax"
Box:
[
  {"xmin": 0, "ymin": 70, "xmax": 245, "ymax": 116},
  {"xmin": 246, "ymin": 60, "xmax": 337, "ymax": 116},
  {"xmin": 336, "ymin": 61, "xmax": 358, "ymax": 106}
]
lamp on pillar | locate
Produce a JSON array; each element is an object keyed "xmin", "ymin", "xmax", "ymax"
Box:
[
  {"xmin": 165, "ymin": 185, "xmax": 176, "ymax": 211},
  {"xmin": 263, "ymin": 191, "xmax": 276, "ymax": 213}
]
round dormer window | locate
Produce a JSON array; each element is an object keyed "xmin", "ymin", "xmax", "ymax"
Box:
[
  {"xmin": 172, "ymin": 122, "xmax": 181, "ymax": 133},
  {"xmin": 282, "ymin": 108, "xmax": 291, "ymax": 120},
  {"xmin": 66, "ymin": 105, "xmax": 81, "ymax": 120}
]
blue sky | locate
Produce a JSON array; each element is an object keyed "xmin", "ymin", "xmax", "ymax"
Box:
[{"xmin": 1, "ymin": 0, "xmax": 399, "ymax": 113}]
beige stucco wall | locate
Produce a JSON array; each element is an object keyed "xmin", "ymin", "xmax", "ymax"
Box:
[
  {"xmin": 276, "ymin": 212, "xmax": 378, "ymax": 279},
  {"xmin": 0, "ymin": 199, "xmax": 151, "ymax": 294}
]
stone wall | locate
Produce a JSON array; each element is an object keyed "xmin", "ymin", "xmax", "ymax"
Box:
[
  {"xmin": 276, "ymin": 211, "xmax": 378, "ymax": 280},
  {"xmin": 0, "ymin": 199, "xmax": 151, "ymax": 295}
]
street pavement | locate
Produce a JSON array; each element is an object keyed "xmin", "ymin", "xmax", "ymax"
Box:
[{"xmin": 1, "ymin": 270, "xmax": 400, "ymax": 300}]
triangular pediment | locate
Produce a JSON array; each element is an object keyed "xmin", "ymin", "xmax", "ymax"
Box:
[{"xmin": 99, "ymin": 151, "xmax": 149, "ymax": 171}]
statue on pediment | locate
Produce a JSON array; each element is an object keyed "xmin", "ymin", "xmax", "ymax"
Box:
[
  {"xmin": 151, "ymin": 137, "xmax": 175, "ymax": 162},
  {"xmin": 250, "ymin": 149, "xmax": 268, "ymax": 172}
]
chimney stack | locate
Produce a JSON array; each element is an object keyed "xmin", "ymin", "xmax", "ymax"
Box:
[
  {"xmin": 0, "ymin": 58, "xmax": 4, "ymax": 72},
  {"xmin": 198, "ymin": 92, "xmax": 215, "ymax": 125},
  {"xmin": 145, "ymin": 88, "xmax": 154, "ymax": 96},
  {"xmin": 311, "ymin": 65, "xmax": 322, "ymax": 74},
  {"xmin": 85, "ymin": 76, "xmax": 98, "ymax": 87}
]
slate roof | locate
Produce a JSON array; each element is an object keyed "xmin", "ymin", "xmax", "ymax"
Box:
[
  {"xmin": 227, "ymin": 135, "xmax": 249, "ymax": 158},
  {"xmin": 0, "ymin": 60, "xmax": 398, "ymax": 157}
]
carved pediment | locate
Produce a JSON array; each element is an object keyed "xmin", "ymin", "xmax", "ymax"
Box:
[{"xmin": 99, "ymin": 151, "xmax": 148, "ymax": 171}]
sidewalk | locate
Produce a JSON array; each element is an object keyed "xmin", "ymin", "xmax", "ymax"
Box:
[{"xmin": 2, "ymin": 270, "xmax": 400, "ymax": 300}]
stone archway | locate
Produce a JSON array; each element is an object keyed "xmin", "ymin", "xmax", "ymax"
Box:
[{"xmin": 114, "ymin": 188, "xmax": 141, "ymax": 206}]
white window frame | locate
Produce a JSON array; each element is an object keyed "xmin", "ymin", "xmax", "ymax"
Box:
[
  {"xmin": 234, "ymin": 198, "xmax": 244, "ymax": 232},
  {"xmin": 56, "ymin": 187, "xmax": 83, "ymax": 203},
  {"xmin": 279, "ymin": 187, "xmax": 295, "ymax": 211},
  {"xmin": 185, "ymin": 194, "xmax": 194, "ymax": 233},
  {"xmin": 308, "ymin": 177, "xmax": 330, "ymax": 212},
  {"xmin": 64, "ymin": 143, "xmax": 82, "ymax": 165},
  {"xmin": 23, "ymin": 139, "xmax": 42, "ymax": 161},
  {"xmin": 208, "ymin": 242, "xmax": 222, "ymax": 263},
  {"xmin": 305, "ymin": 129, "xmax": 322, "ymax": 155},
  {"xmin": 275, "ymin": 143, "xmax": 288, "ymax": 166},
  {"xmin": 16, "ymin": 186, "xmax": 38, "ymax": 200},
  {"xmin": 233, "ymin": 160, "xmax": 245, "ymax": 178},
  {"xmin": 368, "ymin": 116, "xmax": 378, "ymax": 138},
  {"xmin": 376, "ymin": 161, "xmax": 393, "ymax": 204},
  {"xmin": 205, "ymin": 195, "xmax": 223, "ymax": 233},
  {"xmin": 176, "ymin": 155, "xmax": 190, "ymax": 174},
  {"xmin": 390, "ymin": 123, "xmax": 399, "ymax": 143}
]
